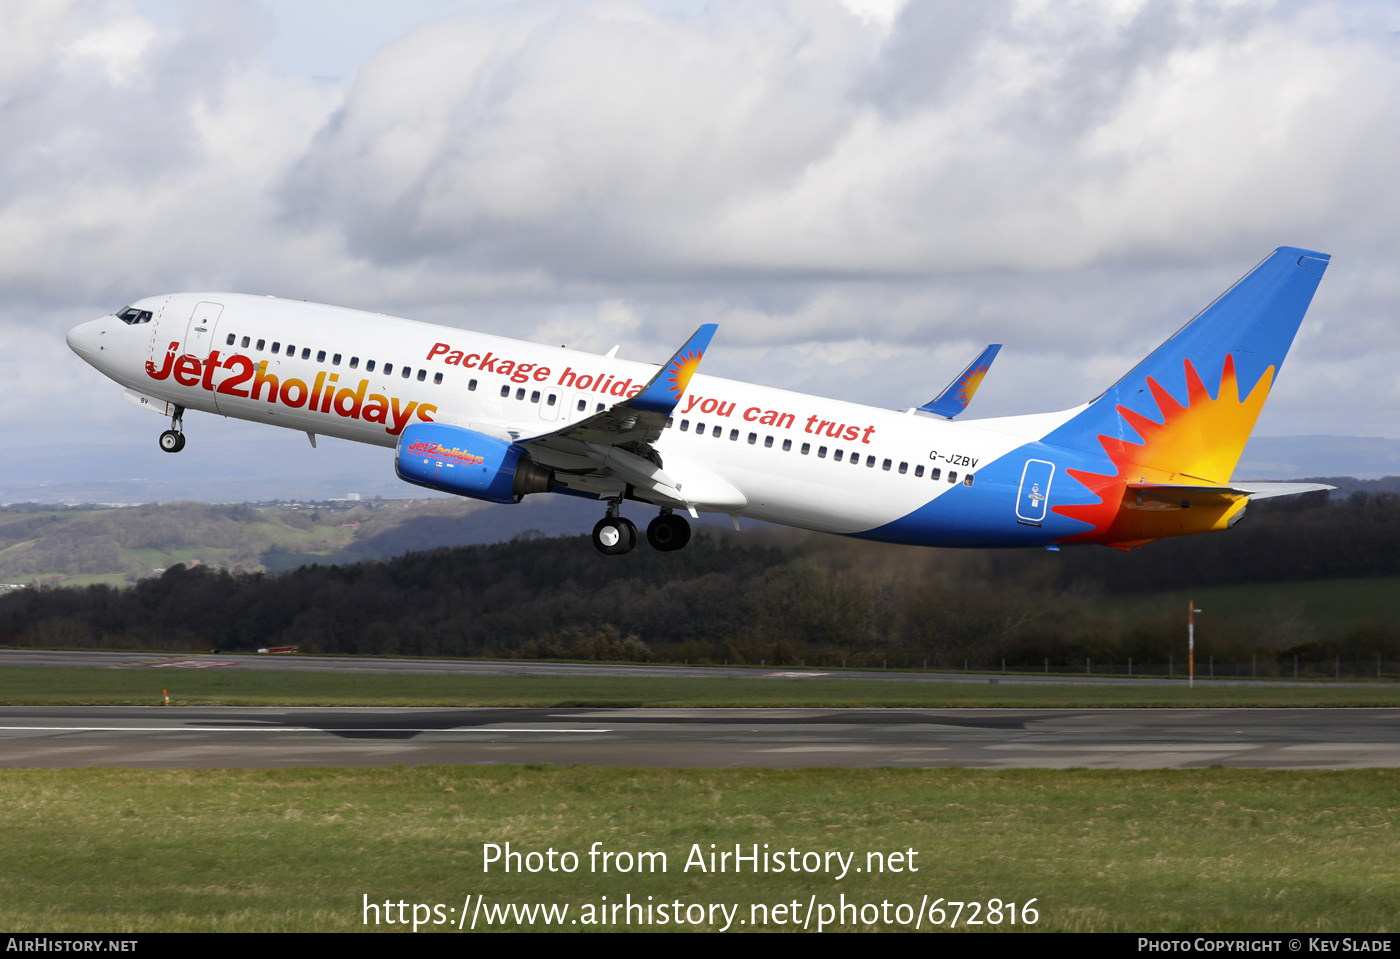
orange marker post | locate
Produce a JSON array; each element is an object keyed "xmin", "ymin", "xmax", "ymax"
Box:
[
  {"xmin": 163, "ymin": 688, "xmax": 170, "ymax": 706},
  {"xmin": 1187, "ymin": 601, "xmax": 1202, "ymax": 689}
]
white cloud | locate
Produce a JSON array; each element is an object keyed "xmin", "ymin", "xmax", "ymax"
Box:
[{"xmin": 2, "ymin": 0, "xmax": 1399, "ymax": 452}]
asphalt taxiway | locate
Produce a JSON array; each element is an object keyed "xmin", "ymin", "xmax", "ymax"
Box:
[{"xmin": 1, "ymin": 706, "xmax": 1396, "ymax": 769}]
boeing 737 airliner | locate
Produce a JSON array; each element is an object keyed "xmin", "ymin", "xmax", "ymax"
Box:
[{"xmin": 67, "ymin": 247, "xmax": 1332, "ymax": 555}]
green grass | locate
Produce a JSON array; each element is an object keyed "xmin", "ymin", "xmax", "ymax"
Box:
[
  {"xmin": 1, "ymin": 766, "xmax": 1395, "ymax": 932},
  {"xmin": 2, "ymin": 665, "xmax": 1398, "ymax": 708}
]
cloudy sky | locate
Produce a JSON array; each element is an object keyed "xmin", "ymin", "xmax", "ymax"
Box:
[{"xmin": 5, "ymin": 0, "xmax": 1400, "ymax": 496}]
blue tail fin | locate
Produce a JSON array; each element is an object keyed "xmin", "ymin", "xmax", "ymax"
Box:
[{"xmin": 1043, "ymin": 247, "xmax": 1329, "ymax": 483}]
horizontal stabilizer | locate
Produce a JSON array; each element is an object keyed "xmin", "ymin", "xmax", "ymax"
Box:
[
  {"xmin": 1127, "ymin": 481, "xmax": 1333, "ymax": 506},
  {"xmin": 919, "ymin": 344, "xmax": 1001, "ymax": 418}
]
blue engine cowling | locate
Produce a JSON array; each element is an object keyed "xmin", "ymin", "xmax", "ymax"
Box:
[{"xmin": 395, "ymin": 423, "xmax": 553, "ymax": 504}]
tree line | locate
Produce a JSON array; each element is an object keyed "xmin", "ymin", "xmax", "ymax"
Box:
[{"xmin": 2, "ymin": 492, "xmax": 1399, "ymax": 668}]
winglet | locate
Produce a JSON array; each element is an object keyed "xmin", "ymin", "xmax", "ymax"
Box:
[
  {"xmin": 624, "ymin": 324, "xmax": 718, "ymax": 415},
  {"xmin": 919, "ymin": 344, "xmax": 1001, "ymax": 418}
]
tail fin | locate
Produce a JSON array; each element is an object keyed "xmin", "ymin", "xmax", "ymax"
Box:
[
  {"xmin": 1044, "ymin": 247, "xmax": 1329, "ymax": 485},
  {"xmin": 919, "ymin": 344, "xmax": 1002, "ymax": 418}
]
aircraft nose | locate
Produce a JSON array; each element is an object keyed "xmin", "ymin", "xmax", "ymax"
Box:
[{"xmin": 66, "ymin": 318, "xmax": 106, "ymax": 356}]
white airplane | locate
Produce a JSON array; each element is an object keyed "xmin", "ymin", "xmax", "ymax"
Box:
[{"xmin": 67, "ymin": 247, "xmax": 1332, "ymax": 555}]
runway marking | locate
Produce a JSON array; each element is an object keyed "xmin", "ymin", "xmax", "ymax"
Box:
[
  {"xmin": 0, "ymin": 726, "xmax": 613, "ymax": 734},
  {"xmin": 145, "ymin": 661, "xmax": 244, "ymax": 669},
  {"xmin": 758, "ymin": 671, "xmax": 831, "ymax": 679}
]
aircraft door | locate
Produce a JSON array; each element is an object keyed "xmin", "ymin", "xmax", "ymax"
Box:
[
  {"xmin": 1015, "ymin": 459, "xmax": 1055, "ymax": 526},
  {"xmin": 183, "ymin": 301, "xmax": 224, "ymax": 355},
  {"xmin": 539, "ymin": 388, "xmax": 561, "ymax": 422}
]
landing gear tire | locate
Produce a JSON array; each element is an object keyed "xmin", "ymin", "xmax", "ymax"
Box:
[
  {"xmin": 159, "ymin": 430, "xmax": 185, "ymax": 453},
  {"xmin": 647, "ymin": 513, "xmax": 691, "ymax": 552},
  {"xmin": 592, "ymin": 516, "xmax": 637, "ymax": 555}
]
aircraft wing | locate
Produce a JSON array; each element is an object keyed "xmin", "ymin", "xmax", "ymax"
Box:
[
  {"xmin": 518, "ymin": 324, "xmax": 741, "ymax": 510},
  {"xmin": 919, "ymin": 344, "xmax": 1002, "ymax": 418}
]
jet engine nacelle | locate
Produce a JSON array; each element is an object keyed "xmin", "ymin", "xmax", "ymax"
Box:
[{"xmin": 395, "ymin": 423, "xmax": 553, "ymax": 504}]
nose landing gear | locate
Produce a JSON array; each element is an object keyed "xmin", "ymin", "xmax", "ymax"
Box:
[
  {"xmin": 592, "ymin": 500, "xmax": 637, "ymax": 555},
  {"xmin": 646, "ymin": 508, "xmax": 691, "ymax": 552},
  {"xmin": 158, "ymin": 406, "xmax": 186, "ymax": 453}
]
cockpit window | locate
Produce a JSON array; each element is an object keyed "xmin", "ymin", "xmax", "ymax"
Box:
[{"xmin": 116, "ymin": 307, "xmax": 152, "ymax": 325}]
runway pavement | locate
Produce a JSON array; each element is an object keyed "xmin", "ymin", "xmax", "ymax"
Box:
[
  {"xmin": 1, "ymin": 706, "xmax": 1396, "ymax": 769},
  {"xmin": 0, "ymin": 648, "xmax": 1360, "ymax": 687}
]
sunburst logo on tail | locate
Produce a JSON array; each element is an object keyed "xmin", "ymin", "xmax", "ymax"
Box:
[
  {"xmin": 956, "ymin": 365, "xmax": 990, "ymax": 408},
  {"xmin": 1053, "ymin": 355, "xmax": 1273, "ymax": 546},
  {"xmin": 666, "ymin": 349, "xmax": 703, "ymax": 397}
]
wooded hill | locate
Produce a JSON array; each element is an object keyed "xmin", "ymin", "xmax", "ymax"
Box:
[{"xmin": 3, "ymin": 491, "xmax": 1400, "ymax": 671}]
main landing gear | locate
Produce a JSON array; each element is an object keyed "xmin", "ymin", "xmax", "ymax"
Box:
[
  {"xmin": 591, "ymin": 504, "xmax": 693, "ymax": 556},
  {"xmin": 159, "ymin": 406, "xmax": 186, "ymax": 453},
  {"xmin": 592, "ymin": 501, "xmax": 637, "ymax": 555},
  {"xmin": 646, "ymin": 508, "xmax": 691, "ymax": 552}
]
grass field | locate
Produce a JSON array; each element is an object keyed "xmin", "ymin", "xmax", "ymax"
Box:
[
  {"xmin": 1, "ymin": 766, "xmax": 1395, "ymax": 932},
  {"xmin": 2, "ymin": 665, "xmax": 1399, "ymax": 708}
]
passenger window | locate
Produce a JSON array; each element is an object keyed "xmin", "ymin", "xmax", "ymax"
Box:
[
  {"xmin": 696, "ymin": 422, "xmax": 705, "ymax": 434},
  {"xmin": 801, "ymin": 443, "xmax": 811, "ymax": 455},
  {"xmin": 226, "ymin": 334, "xmax": 236, "ymax": 346},
  {"xmin": 301, "ymin": 348, "xmax": 311, "ymax": 360},
  {"xmin": 366, "ymin": 360, "xmax": 375, "ymax": 372},
  {"xmin": 530, "ymin": 390, "xmax": 540, "ymax": 403},
  {"xmin": 349, "ymin": 357, "xmax": 359, "ymax": 369},
  {"xmin": 898, "ymin": 461, "xmax": 907, "ymax": 474},
  {"xmin": 930, "ymin": 467, "xmax": 941, "ymax": 480},
  {"xmin": 241, "ymin": 336, "xmax": 251, "ymax": 348},
  {"xmin": 882, "ymin": 458, "xmax": 891, "ymax": 471},
  {"xmin": 546, "ymin": 393, "xmax": 555, "ymax": 405},
  {"xmin": 730, "ymin": 429, "xmax": 739, "ymax": 441},
  {"xmin": 578, "ymin": 399, "xmax": 587, "ymax": 412},
  {"xmin": 712, "ymin": 426, "xmax": 721, "ymax": 437},
  {"xmin": 782, "ymin": 439, "xmax": 791, "ymax": 451},
  {"xmin": 435, "ymin": 372, "xmax": 443, "ymax": 385},
  {"xmin": 468, "ymin": 379, "xmax": 477, "ymax": 391},
  {"xmin": 272, "ymin": 342, "xmax": 280, "ymax": 353},
  {"xmin": 680, "ymin": 419, "xmax": 690, "ymax": 431},
  {"xmin": 915, "ymin": 465, "xmax": 925, "ymax": 477},
  {"xmin": 257, "ymin": 339, "xmax": 266, "ymax": 351},
  {"xmin": 948, "ymin": 471, "xmax": 958, "ymax": 483},
  {"xmin": 317, "ymin": 350, "xmax": 327, "ymax": 362},
  {"xmin": 500, "ymin": 385, "xmax": 510, "ymax": 397},
  {"xmin": 863, "ymin": 455, "xmax": 873, "ymax": 467},
  {"xmin": 417, "ymin": 369, "xmax": 426, "ymax": 381},
  {"xmin": 515, "ymin": 388, "xmax": 525, "ymax": 400},
  {"xmin": 764, "ymin": 436, "xmax": 774, "ymax": 448},
  {"xmin": 665, "ymin": 415, "xmax": 673, "ymax": 427},
  {"xmin": 832, "ymin": 449, "xmax": 841, "ymax": 461},
  {"xmin": 332, "ymin": 353, "xmax": 340, "ymax": 365},
  {"xmin": 385, "ymin": 363, "xmax": 394, "ymax": 375},
  {"xmin": 285, "ymin": 344, "xmax": 294, "ymax": 355},
  {"xmin": 596, "ymin": 403, "xmax": 605, "ymax": 412},
  {"xmin": 402, "ymin": 367, "xmax": 412, "ymax": 379},
  {"xmin": 964, "ymin": 474, "xmax": 975, "ymax": 487},
  {"xmin": 748, "ymin": 433, "xmax": 757, "ymax": 444}
]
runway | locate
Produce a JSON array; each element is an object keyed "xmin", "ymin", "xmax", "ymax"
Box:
[
  {"xmin": 1, "ymin": 706, "xmax": 1397, "ymax": 769},
  {"xmin": 0, "ymin": 648, "xmax": 1363, "ymax": 687}
]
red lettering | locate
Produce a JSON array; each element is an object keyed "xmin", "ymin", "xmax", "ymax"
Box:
[
  {"xmin": 681, "ymin": 396, "xmax": 701, "ymax": 415},
  {"xmin": 200, "ymin": 350, "xmax": 221, "ymax": 391},
  {"xmin": 333, "ymin": 379, "xmax": 369, "ymax": 418},
  {"xmin": 279, "ymin": 378, "xmax": 308, "ymax": 408},
  {"xmin": 862, "ymin": 425, "xmax": 877, "ymax": 444},
  {"xmin": 427, "ymin": 342, "xmax": 451, "ymax": 360},
  {"xmin": 844, "ymin": 425, "xmax": 859, "ymax": 441},
  {"xmin": 216, "ymin": 355, "xmax": 254, "ymax": 398},
  {"xmin": 146, "ymin": 342, "xmax": 178, "ymax": 380},
  {"xmin": 464, "ymin": 354, "xmax": 481, "ymax": 369},
  {"xmin": 445, "ymin": 351, "xmax": 464, "ymax": 366},
  {"xmin": 534, "ymin": 367, "xmax": 550, "ymax": 382},
  {"xmin": 387, "ymin": 398, "xmax": 419, "ymax": 435},
  {"xmin": 173, "ymin": 355, "xmax": 201, "ymax": 387},
  {"xmin": 743, "ymin": 407, "xmax": 760, "ymax": 422},
  {"xmin": 805, "ymin": 415, "xmax": 819, "ymax": 433},
  {"xmin": 248, "ymin": 359, "xmax": 277, "ymax": 401},
  {"xmin": 478, "ymin": 353, "xmax": 497, "ymax": 373}
]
